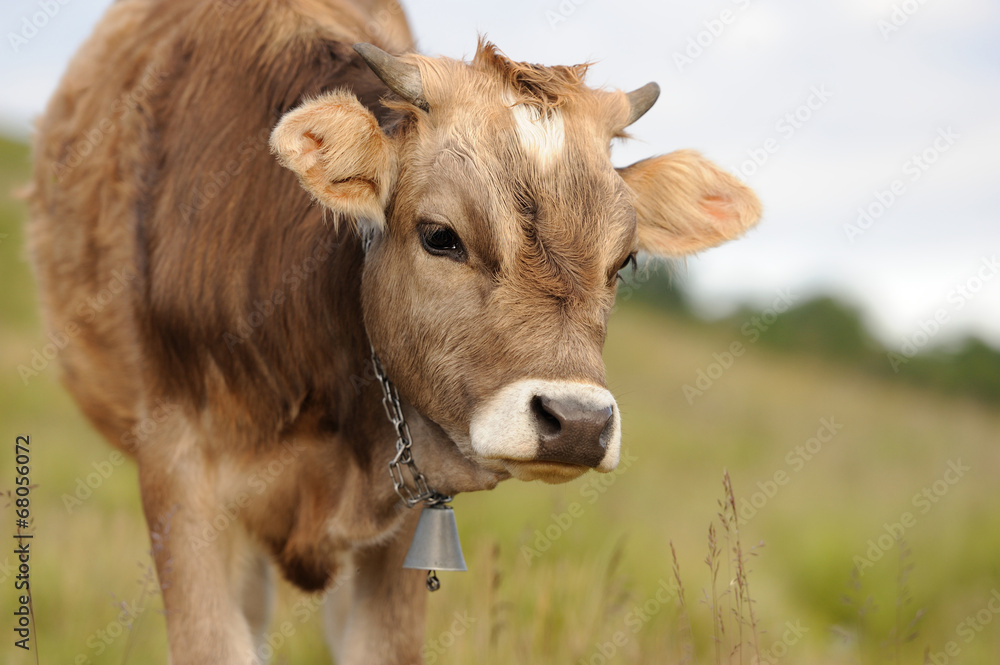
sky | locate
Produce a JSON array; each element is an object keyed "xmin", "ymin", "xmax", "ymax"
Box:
[{"xmin": 2, "ymin": 0, "xmax": 999, "ymax": 350}]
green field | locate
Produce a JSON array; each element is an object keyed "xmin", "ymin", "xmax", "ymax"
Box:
[{"xmin": 2, "ymin": 135, "xmax": 998, "ymax": 664}]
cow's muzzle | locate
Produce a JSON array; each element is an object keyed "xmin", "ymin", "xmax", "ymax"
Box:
[{"xmin": 469, "ymin": 379, "xmax": 621, "ymax": 483}]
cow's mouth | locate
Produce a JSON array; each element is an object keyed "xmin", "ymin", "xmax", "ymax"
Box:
[{"xmin": 499, "ymin": 459, "xmax": 590, "ymax": 484}]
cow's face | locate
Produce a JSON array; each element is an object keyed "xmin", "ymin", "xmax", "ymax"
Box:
[{"xmin": 271, "ymin": 42, "xmax": 761, "ymax": 486}]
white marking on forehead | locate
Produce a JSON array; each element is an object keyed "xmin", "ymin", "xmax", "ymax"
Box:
[{"xmin": 504, "ymin": 92, "xmax": 565, "ymax": 167}]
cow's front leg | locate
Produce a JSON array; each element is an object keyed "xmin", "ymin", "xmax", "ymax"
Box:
[
  {"xmin": 138, "ymin": 419, "xmax": 261, "ymax": 664},
  {"xmin": 241, "ymin": 538, "xmax": 275, "ymax": 654},
  {"xmin": 323, "ymin": 508, "xmax": 427, "ymax": 664}
]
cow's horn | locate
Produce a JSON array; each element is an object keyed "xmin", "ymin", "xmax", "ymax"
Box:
[
  {"xmin": 625, "ymin": 82, "xmax": 660, "ymax": 126},
  {"xmin": 354, "ymin": 43, "xmax": 429, "ymax": 111}
]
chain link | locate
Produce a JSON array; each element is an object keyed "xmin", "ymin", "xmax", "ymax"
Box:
[{"xmin": 371, "ymin": 347, "xmax": 451, "ymax": 509}]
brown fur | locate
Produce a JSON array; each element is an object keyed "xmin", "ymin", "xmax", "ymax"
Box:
[
  {"xmin": 473, "ymin": 39, "xmax": 591, "ymax": 112},
  {"xmin": 28, "ymin": 0, "xmax": 761, "ymax": 662}
]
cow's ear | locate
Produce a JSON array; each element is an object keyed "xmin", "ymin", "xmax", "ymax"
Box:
[
  {"xmin": 270, "ymin": 91, "xmax": 397, "ymax": 232},
  {"xmin": 617, "ymin": 149, "xmax": 761, "ymax": 256}
]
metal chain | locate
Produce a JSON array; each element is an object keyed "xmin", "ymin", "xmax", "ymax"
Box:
[
  {"xmin": 362, "ymin": 231, "xmax": 450, "ymax": 511},
  {"xmin": 363, "ymin": 234, "xmax": 455, "ymax": 590},
  {"xmin": 371, "ymin": 347, "xmax": 451, "ymax": 509}
]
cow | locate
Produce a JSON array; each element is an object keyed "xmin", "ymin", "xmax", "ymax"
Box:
[{"xmin": 27, "ymin": 0, "xmax": 761, "ymax": 662}]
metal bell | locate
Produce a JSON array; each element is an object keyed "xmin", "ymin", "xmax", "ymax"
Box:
[{"xmin": 403, "ymin": 504, "xmax": 467, "ymax": 572}]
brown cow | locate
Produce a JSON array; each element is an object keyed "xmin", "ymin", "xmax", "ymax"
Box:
[{"xmin": 28, "ymin": 0, "xmax": 761, "ymax": 662}]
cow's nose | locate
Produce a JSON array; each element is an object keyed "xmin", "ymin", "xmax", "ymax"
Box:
[{"xmin": 531, "ymin": 395, "xmax": 614, "ymax": 468}]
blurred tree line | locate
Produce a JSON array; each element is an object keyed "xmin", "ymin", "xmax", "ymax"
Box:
[{"xmin": 623, "ymin": 260, "xmax": 1000, "ymax": 405}]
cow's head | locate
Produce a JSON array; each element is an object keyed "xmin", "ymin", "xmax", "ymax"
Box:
[{"xmin": 271, "ymin": 42, "xmax": 760, "ymax": 486}]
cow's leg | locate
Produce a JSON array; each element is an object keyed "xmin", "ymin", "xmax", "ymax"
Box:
[
  {"xmin": 239, "ymin": 537, "xmax": 275, "ymax": 655},
  {"xmin": 138, "ymin": 418, "xmax": 260, "ymax": 664},
  {"xmin": 323, "ymin": 509, "xmax": 427, "ymax": 664}
]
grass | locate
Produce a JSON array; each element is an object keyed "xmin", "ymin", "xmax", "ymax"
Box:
[{"xmin": 3, "ymin": 134, "xmax": 1000, "ymax": 663}]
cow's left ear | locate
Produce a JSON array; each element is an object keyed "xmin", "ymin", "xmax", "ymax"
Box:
[
  {"xmin": 270, "ymin": 91, "xmax": 397, "ymax": 232},
  {"xmin": 617, "ymin": 149, "xmax": 761, "ymax": 256}
]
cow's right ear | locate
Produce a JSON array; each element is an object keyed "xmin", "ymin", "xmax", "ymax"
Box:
[
  {"xmin": 617, "ymin": 149, "xmax": 761, "ymax": 256},
  {"xmin": 270, "ymin": 91, "xmax": 397, "ymax": 231}
]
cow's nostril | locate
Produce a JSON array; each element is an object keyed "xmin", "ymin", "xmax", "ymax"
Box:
[
  {"xmin": 532, "ymin": 394, "xmax": 614, "ymax": 468},
  {"xmin": 531, "ymin": 395, "xmax": 562, "ymax": 437}
]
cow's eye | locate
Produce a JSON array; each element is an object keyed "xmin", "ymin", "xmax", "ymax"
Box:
[
  {"xmin": 418, "ymin": 223, "xmax": 466, "ymax": 261},
  {"xmin": 615, "ymin": 252, "xmax": 637, "ymax": 281}
]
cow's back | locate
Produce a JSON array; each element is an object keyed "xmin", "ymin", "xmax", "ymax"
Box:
[{"xmin": 28, "ymin": 0, "xmax": 411, "ymax": 450}]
